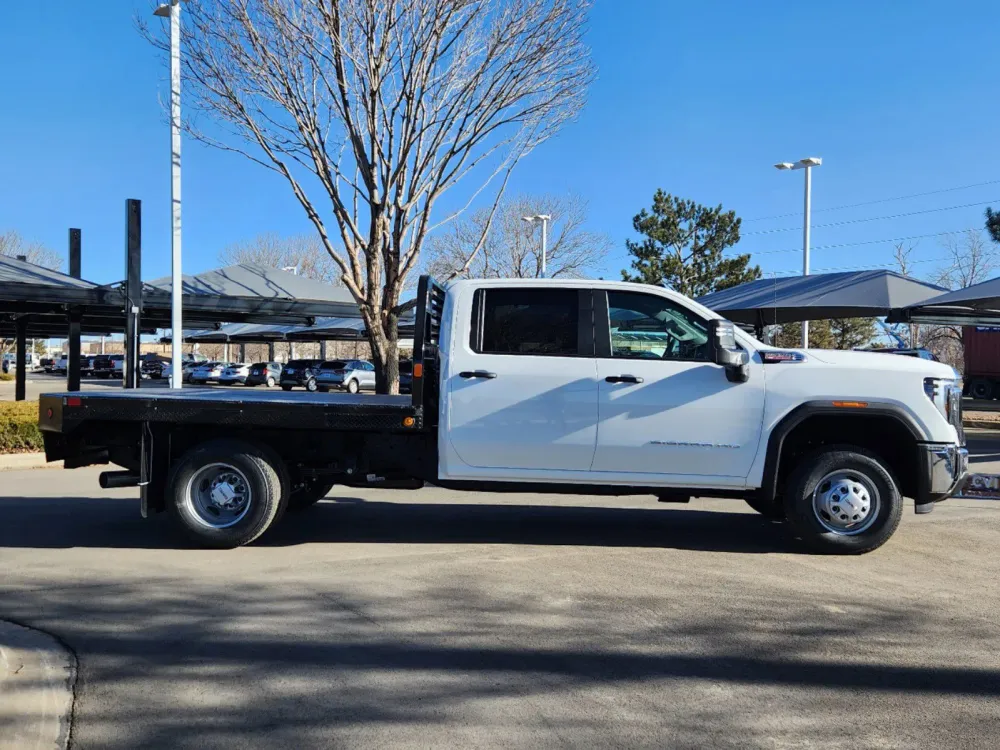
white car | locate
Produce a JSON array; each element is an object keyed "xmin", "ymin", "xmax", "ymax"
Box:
[
  {"xmin": 218, "ymin": 363, "xmax": 251, "ymax": 385},
  {"xmin": 189, "ymin": 362, "xmax": 226, "ymax": 384},
  {"xmin": 315, "ymin": 359, "xmax": 377, "ymax": 393}
]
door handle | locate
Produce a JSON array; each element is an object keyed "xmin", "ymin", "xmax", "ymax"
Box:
[
  {"xmin": 459, "ymin": 370, "xmax": 498, "ymax": 379},
  {"xmin": 605, "ymin": 374, "xmax": 644, "ymax": 384}
]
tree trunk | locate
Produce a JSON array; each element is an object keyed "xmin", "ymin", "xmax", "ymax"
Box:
[{"xmin": 366, "ymin": 308, "xmax": 400, "ymax": 395}]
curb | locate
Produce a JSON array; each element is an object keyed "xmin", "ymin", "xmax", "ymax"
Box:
[
  {"xmin": 0, "ymin": 453, "xmax": 61, "ymax": 472},
  {"xmin": 964, "ymin": 420, "xmax": 1000, "ymax": 430},
  {"xmin": 0, "ymin": 620, "xmax": 76, "ymax": 750}
]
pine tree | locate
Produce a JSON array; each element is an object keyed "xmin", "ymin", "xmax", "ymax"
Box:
[
  {"xmin": 621, "ymin": 190, "xmax": 760, "ymax": 297},
  {"xmin": 771, "ymin": 318, "xmax": 876, "ymax": 349}
]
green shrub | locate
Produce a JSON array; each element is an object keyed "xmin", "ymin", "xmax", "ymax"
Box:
[{"xmin": 0, "ymin": 401, "xmax": 44, "ymax": 453}]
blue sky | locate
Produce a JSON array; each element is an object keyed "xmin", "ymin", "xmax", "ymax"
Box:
[{"xmin": 1, "ymin": 1, "xmax": 998, "ymax": 288}]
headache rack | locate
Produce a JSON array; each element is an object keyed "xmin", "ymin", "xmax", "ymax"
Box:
[{"xmin": 411, "ymin": 274, "xmax": 446, "ymax": 424}]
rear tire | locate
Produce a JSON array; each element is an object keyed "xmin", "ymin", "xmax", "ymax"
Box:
[
  {"xmin": 744, "ymin": 495, "xmax": 785, "ymax": 520},
  {"xmin": 281, "ymin": 385, "xmax": 293, "ymax": 392},
  {"xmin": 166, "ymin": 439, "xmax": 289, "ymax": 548},
  {"xmin": 287, "ymin": 479, "xmax": 336, "ymax": 512},
  {"xmin": 306, "ymin": 378, "xmax": 318, "ymax": 393},
  {"xmin": 266, "ymin": 376, "xmax": 275, "ymax": 388},
  {"xmin": 783, "ymin": 446, "xmax": 902, "ymax": 554},
  {"xmin": 968, "ymin": 377, "xmax": 994, "ymax": 400}
]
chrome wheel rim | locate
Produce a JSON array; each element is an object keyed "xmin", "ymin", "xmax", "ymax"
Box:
[
  {"xmin": 185, "ymin": 463, "xmax": 252, "ymax": 529},
  {"xmin": 811, "ymin": 469, "xmax": 880, "ymax": 535}
]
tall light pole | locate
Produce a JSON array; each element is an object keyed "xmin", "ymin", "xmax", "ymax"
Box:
[
  {"xmin": 775, "ymin": 157, "xmax": 821, "ymax": 348},
  {"xmin": 155, "ymin": 0, "xmax": 183, "ymax": 387},
  {"xmin": 521, "ymin": 214, "xmax": 551, "ymax": 278}
]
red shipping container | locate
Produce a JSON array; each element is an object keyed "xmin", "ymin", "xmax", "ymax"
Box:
[{"xmin": 963, "ymin": 326, "xmax": 1000, "ymax": 399}]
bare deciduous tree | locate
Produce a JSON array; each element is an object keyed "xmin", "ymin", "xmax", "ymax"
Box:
[
  {"xmin": 1, "ymin": 231, "xmax": 64, "ymax": 356},
  {"xmin": 935, "ymin": 230, "xmax": 996, "ymax": 290},
  {"xmin": 141, "ymin": 0, "xmax": 594, "ymax": 391},
  {"xmin": 892, "ymin": 241, "xmax": 916, "ymax": 277},
  {"xmin": 424, "ymin": 193, "xmax": 610, "ymax": 280},
  {"xmin": 219, "ymin": 232, "xmax": 341, "ymax": 284},
  {"xmin": 0, "ymin": 230, "xmax": 63, "ymax": 271}
]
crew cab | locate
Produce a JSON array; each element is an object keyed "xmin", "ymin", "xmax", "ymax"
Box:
[{"xmin": 38, "ymin": 276, "xmax": 967, "ymax": 553}]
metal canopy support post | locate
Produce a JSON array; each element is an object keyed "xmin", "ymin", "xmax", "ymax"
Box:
[
  {"xmin": 239, "ymin": 343, "xmax": 246, "ymax": 362},
  {"xmin": 14, "ymin": 318, "xmax": 27, "ymax": 402},
  {"xmin": 124, "ymin": 200, "xmax": 142, "ymax": 389},
  {"xmin": 267, "ymin": 342, "xmax": 275, "ymax": 361},
  {"xmin": 320, "ymin": 340, "xmax": 327, "ymax": 360},
  {"xmin": 67, "ymin": 229, "xmax": 82, "ymax": 392}
]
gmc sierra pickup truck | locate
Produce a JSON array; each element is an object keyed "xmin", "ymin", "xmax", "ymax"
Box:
[{"xmin": 38, "ymin": 276, "xmax": 968, "ymax": 554}]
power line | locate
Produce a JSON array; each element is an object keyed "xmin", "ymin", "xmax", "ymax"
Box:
[
  {"xmin": 740, "ymin": 227, "xmax": 978, "ymax": 257},
  {"xmin": 765, "ymin": 255, "xmax": 951, "ymax": 276},
  {"xmin": 743, "ymin": 199, "xmax": 998, "ymax": 236},
  {"xmin": 745, "ymin": 179, "xmax": 1000, "ymax": 222}
]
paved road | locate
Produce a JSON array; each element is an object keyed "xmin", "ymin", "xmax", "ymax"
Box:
[{"xmin": 2, "ymin": 465, "xmax": 999, "ymax": 749}]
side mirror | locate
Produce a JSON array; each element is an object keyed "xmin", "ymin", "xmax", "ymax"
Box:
[{"xmin": 709, "ymin": 319, "xmax": 750, "ymax": 383}]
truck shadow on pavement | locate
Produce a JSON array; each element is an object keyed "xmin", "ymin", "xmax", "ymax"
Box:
[
  {"xmin": 0, "ymin": 576, "xmax": 998, "ymax": 750},
  {"xmin": 0, "ymin": 494, "xmax": 789, "ymax": 553}
]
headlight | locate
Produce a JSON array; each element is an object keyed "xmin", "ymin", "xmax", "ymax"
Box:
[{"xmin": 924, "ymin": 377, "xmax": 961, "ymax": 422}]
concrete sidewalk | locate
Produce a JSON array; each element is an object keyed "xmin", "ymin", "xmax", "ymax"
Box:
[
  {"xmin": 0, "ymin": 453, "xmax": 60, "ymax": 472},
  {"xmin": 0, "ymin": 620, "xmax": 76, "ymax": 750}
]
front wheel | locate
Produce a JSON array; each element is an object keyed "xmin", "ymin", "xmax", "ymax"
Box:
[
  {"xmin": 266, "ymin": 376, "xmax": 275, "ymax": 388},
  {"xmin": 347, "ymin": 379, "xmax": 359, "ymax": 394},
  {"xmin": 166, "ymin": 439, "xmax": 288, "ymax": 548},
  {"xmin": 783, "ymin": 447, "xmax": 902, "ymax": 554}
]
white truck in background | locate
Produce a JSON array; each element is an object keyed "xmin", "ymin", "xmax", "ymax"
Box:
[{"xmin": 39, "ymin": 276, "xmax": 967, "ymax": 554}]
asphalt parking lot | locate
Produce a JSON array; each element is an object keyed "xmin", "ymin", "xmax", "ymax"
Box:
[
  {"xmin": 0, "ymin": 372, "xmax": 276, "ymax": 401},
  {"xmin": 2, "ymin": 446, "xmax": 999, "ymax": 749}
]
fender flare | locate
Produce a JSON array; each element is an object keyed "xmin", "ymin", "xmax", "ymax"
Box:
[{"xmin": 760, "ymin": 401, "xmax": 926, "ymax": 502}]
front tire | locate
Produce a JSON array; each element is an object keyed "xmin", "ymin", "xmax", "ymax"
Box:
[
  {"xmin": 266, "ymin": 376, "xmax": 275, "ymax": 388},
  {"xmin": 166, "ymin": 439, "xmax": 289, "ymax": 548},
  {"xmin": 783, "ymin": 446, "xmax": 902, "ymax": 554},
  {"xmin": 347, "ymin": 379, "xmax": 359, "ymax": 394}
]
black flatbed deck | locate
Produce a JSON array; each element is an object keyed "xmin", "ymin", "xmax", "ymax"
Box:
[{"xmin": 39, "ymin": 388, "xmax": 424, "ymax": 433}]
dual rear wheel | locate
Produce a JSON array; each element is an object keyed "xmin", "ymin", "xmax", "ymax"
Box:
[{"xmin": 167, "ymin": 439, "xmax": 333, "ymax": 549}]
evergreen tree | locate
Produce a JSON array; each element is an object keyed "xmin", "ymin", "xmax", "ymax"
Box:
[
  {"xmin": 986, "ymin": 207, "xmax": 1000, "ymax": 245},
  {"xmin": 621, "ymin": 190, "xmax": 760, "ymax": 297},
  {"xmin": 771, "ymin": 318, "xmax": 876, "ymax": 349}
]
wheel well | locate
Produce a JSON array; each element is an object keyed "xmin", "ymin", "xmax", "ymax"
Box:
[{"xmin": 771, "ymin": 414, "xmax": 919, "ymax": 500}]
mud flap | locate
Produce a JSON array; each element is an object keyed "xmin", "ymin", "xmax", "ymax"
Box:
[{"xmin": 139, "ymin": 423, "xmax": 170, "ymax": 517}]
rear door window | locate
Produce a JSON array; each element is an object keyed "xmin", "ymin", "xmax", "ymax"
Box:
[{"xmin": 473, "ymin": 288, "xmax": 580, "ymax": 356}]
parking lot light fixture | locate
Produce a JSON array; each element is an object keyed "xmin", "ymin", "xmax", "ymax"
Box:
[
  {"xmin": 521, "ymin": 214, "xmax": 552, "ymax": 278},
  {"xmin": 774, "ymin": 157, "xmax": 822, "ymax": 347}
]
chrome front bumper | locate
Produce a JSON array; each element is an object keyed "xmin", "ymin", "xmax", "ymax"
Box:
[{"xmin": 916, "ymin": 443, "xmax": 968, "ymax": 513}]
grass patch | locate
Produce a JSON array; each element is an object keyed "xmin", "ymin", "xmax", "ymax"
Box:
[
  {"xmin": 0, "ymin": 401, "xmax": 43, "ymax": 454},
  {"xmin": 0, "ymin": 372, "xmax": 14, "ymax": 382}
]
